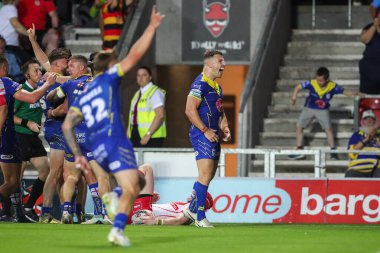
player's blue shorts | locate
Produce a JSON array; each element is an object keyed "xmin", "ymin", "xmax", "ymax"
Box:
[
  {"xmin": 90, "ymin": 135, "xmax": 137, "ymax": 173},
  {"xmin": 64, "ymin": 125, "xmax": 94, "ymax": 162},
  {"xmin": 190, "ymin": 133, "xmax": 221, "ymax": 160},
  {"xmin": 0, "ymin": 131, "xmax": 22, "ymax": 163},
  {"xmin": 44, "ymin": 121, "xmax": 65, "ymax": 150}
]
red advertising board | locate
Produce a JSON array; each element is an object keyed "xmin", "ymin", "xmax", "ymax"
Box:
[{"xmin": 273, "ymin": 179, "xmax": 380, "ymax": 224}]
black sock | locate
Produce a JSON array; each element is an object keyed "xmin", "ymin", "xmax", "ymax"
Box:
[
  {"xmin": 2, "ymin": 197, "xmax": 12, "ymax": 216},
  {"xmin": 25, "ymin": 178, "xmax": 45, "ymax": 209},
  {"xmin": 10, "ymin": 188, "xmax": 24, "ymax": 219}
]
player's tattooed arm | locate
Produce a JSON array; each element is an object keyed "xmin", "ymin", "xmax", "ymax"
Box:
[{"xmin": 62, "ymin": 109, "xmax": 83, "ymax": 157}]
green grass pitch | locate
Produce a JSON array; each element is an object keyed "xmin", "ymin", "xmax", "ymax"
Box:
[{"xmin": 0, "ymin": 223, "xmax": 379, "ymax": 253}]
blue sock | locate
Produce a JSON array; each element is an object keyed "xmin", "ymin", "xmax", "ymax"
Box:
[
  {"xmin": 41, "ymin": 206, "xmax": 52, "ymax": 215},
  {"xmin": 113, "ymin": 213, "xmax": 128, "ymax": 230},
  {"xmin": 194, "ymin": 181, "xmax": 208, "ymax": 221},
  {"xmin": 189, "ymin": 185, "xmax": 197, "ymax": 213},
  {"xmin": 89, "ymin": 183, "xmax": 103, "ymax": 216},
  {"xmin": 113, "ymin": 187, "xmax": 122, "ymax": 198},
  {"xmin": 62, "ymin": 202, "xmax": 72, "ymax": 213}
]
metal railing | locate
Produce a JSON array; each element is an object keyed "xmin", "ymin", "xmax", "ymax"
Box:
[
  {"xmin": 24, "ymin": 147, "xmax": 377, "ymax": 179},
  {"xmin": 311, "ymin": 0, "xmax": 353, "ymax": 29},
  {"xmin": 135, "ymin": 148, "xmax": 378, "ymax": 178}
]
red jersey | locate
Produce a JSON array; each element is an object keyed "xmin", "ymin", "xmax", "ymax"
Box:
[{"xmin": 18, "ymin": 0, "xmax": 56, "ymax": 30}]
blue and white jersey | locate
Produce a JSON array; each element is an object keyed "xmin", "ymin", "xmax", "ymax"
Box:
[
  {"xmin": 71, "ymin": 64, "xmax": 125, "ymax": 145},
  {"xmin": 299, "ymin": 79, "xmax": 344, "ymax": 110},
  {"xmin": 188, "ymin": 73, "xmax": 224, "ymax": 139},
  {"xmin": 0, "ymin": 77, "xmax": 21, "ymax": 136},
  {"xmin": 38, "ymin": 79, "xmax": 65, "ymax": 135}
]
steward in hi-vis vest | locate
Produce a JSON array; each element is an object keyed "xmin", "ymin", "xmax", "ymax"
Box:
[{"xmin": 128, "ymin": 66, "xmax": 166, "ymax": 147}]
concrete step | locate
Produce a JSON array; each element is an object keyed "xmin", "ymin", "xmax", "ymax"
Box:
[
  {"xmin": 65, "ymin": 40, "xmax": 102, "ymax": 54},
  {"xmin": 276, "ymin": 79, "xmax": 359, "ymax": 91},
  {"xmin": 259, "ymin": 131, "xmax": 351, "ymax": 146},
  {"xmin": 291, "ymin": 29, "xmax": 361, "ymax": 41},
  {"xmin": 284, "ymin": 59, "xmax": 359, "ymax": 67},
  {"xmin": 279, "ymin": 66, "xmax": 360, "ymax": 79},
  {"xmin": 72, "ymin": 28, "xmax": 101, "ymax": 40},
  {"xmin": 272, "ymin": 92, "xmax": 355, "ymax": 106},
  {"xmin": 268, "ymin": 104, "xmax": 353, "ymax": 118},
  {"xmin": 287, "ymin": 41, "xmax": 364, "ymax": 55},
  {"xmin": 263, "ymin": 118, "xmax": 354, "ymax": 132}
]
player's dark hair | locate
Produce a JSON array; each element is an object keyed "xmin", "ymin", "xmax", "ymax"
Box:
[
  {"xmin": 93, "ymin": 50, "xmax": 117, "ymax": 73},
  {"xmin": 316, "ymin": 67, "xmax": 329, "ymax": 80},
  {"xmin": 137, "ymin": 66, "xmax": 152, "ymax": 76},
  {"xmin": 21, "ymin": 58, "xmax": 39, "ymax": 78},
  {"xmin": 48, "ymin": 48, "xmax": 71, "ymax": 64},
  {"xmin": 69, "ymin": 55, "xmax": 88, "ymax": 67},
  {"xmin": 203, "ymin": 50, "xmax": 223, "ymax": 60}
]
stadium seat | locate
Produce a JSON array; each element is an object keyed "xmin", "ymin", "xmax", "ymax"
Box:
[{"xmin": 358, "ymin": 98, "xmax": 380, "ymax": 126}]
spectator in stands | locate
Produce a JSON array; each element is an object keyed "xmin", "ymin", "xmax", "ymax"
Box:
[
  {"xmin": 99, "ymin": 0, "xmax": 133, "ymax": 50},
  {"xmin": 0, "ymin": 35, "xmax": 23, "ymax": 82},
  {"xmin": 13, "ymin": 59, "xmax": 50, "ymax": 222},
  {"xmin": 288, "ymin": 67, "xmax": 360, "ymax": 160},
  {"xmin": 0, "ymin": 0, "xmax": 30, "ymax": 64},
  {"xmin": 346, "ymin": 109, "xmax": 380, "ymax": 177},
  {"xmin": 17, "ymin": 0, "xmax": 59, "ymax": 55},
  {"xmin": 90, "ymin": 0, "xmax": 107, "ymax": 19},
  {"xmin": 127, "ymin": 66, "xmax": 167, "ymax": 147},
  {"xmin": 359, "ymin": 1, "xmax": 380, "ymax": 94}
]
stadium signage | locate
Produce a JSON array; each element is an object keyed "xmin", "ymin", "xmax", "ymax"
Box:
[
  {"xmin": 182, "ymin": 0, "xmax": 250, "ymax": 63},
  {"xmin": 88, "ymin": 178, "xmax": 380, "ymax": 224},
  {"xmin": 300, "ymin": 187, "xmax": 380, "ymax": 222}
]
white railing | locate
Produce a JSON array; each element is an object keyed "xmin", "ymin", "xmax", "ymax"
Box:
[
  {"xmin": 24, "ymin": 148, "xmax": 378, "ymax": 178},
  {"xmin": 136, "ymin": 148, "xmax": 378, "ymax": 178},
  {"xmin": 311, "ymin": 0, "xmax": 352, "ymax": 28}
]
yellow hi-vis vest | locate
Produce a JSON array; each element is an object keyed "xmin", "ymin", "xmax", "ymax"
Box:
[{"xmin": 128, "ymin": 84, "xmax": 167, "ymax": 138}]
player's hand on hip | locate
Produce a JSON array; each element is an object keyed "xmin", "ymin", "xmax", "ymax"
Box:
[
  {"xmin": 222, "ymin": 127, "xmax": 231, "ymax": 142},
  {"xmin": 205, "ymin": 128, "xmax": 219, "ymax": 142},
  {"xmin": 75, "ymin": 156, "xmax": 91, "ymax": 174}
]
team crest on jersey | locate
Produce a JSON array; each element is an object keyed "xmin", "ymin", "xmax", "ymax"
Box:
[
  {"xmin": 216, "ymin": 98, "xmax": 223, "ymax": 112},
  {"xmin": 315, "ymin": 99, "xmax": 326, "ymax": 109},
  {"xmin": 203, "ymin": 0, "xmax": 230, "ymax": 38}
]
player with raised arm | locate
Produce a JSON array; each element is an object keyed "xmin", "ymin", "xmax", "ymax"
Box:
[
  {"xmin": 0, "ymin": 55, "xmax": 56, "ymax": 222},
  {"xmin": 183, "ymin": 50, "xmax": 231, "ymax": 228},
  {"xmin": 47, "ymin": 55, "xmax": 108, "ymax": 224},
  {"xmin": 61, "ymin": 6, "xmax": 165, "ymax": 246}
]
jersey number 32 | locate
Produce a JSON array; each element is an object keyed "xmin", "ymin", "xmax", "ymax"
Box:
[{"xmin": 82, "ymin": 98, "xmax": 108, "ymax": 127}]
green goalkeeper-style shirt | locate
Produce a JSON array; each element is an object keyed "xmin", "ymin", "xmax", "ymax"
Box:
[{"xmin": 14, "ymin": 82, "xmax": 43, "ymax": 135}]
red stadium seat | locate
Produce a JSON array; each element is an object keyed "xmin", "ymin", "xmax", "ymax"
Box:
[{"xmin": 358, "ymin": 98, "xmax": 380, "ymax": 126}]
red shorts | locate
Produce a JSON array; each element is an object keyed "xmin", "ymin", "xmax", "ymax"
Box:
[{"xmin": 128, "ymin": 195, "xmax": 152, "ymax": 224}]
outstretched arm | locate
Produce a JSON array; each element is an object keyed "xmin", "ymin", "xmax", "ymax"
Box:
[
  {"xmin": 291, "ymin": 84, "xmax": 302, "ymax": 105},
  {"xmin": 13, "ymin": 73, "xmax": 57, "ymax": 104},
  {"xmin": 27, "ymin": 24, "xmax": 51, "ymax": 71},
  {"xmin": 140, "ymin": 212, "xmax": 190, "ymax": 226},
  {"xmin": 119, "ymin": 5, "xmax": 165, "ymax": 76}
]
